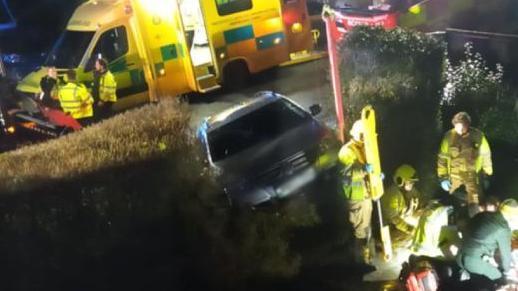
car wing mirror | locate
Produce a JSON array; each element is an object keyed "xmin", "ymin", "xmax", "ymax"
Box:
[{"xmin": 309, "ymin": 104, "xmax": 321, "ymax": 116}]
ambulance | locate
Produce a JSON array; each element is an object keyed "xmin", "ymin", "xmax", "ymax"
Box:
[{"xmin": 16, "ymin": 0, "xmax": 316, "ymax": 109}]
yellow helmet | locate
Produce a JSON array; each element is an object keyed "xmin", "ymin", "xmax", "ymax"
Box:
[
  {"xmin": 349, "ymin": 120, "xmax": 364, "ymax": 138},
  {"xmin": 500, "ymin": 199, "xmax": 518, "ymax": 223},
  {"xmin": 393, "ymin": 164, "xmax": 419, "ymax": 187}
]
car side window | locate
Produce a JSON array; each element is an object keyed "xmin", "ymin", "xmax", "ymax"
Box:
[
  {"xmin": 215, "ymin": 0, "xmax": 252, "ymax": 16},
  {"xmin": 86, "ymin": 26, "xmax": 128, "ymax": 71}
]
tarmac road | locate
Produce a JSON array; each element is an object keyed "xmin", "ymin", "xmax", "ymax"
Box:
[{"xmin": 188, "ymin": 57, "xmax": 336, "ymax": 131}]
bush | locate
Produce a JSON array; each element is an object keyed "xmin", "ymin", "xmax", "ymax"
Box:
[
  {"xmin": 442, "ymin": 42, "xmax": 505, "ymax": 125},
  {"xmin": 339, "ymin": 26, "xmax": 445, "ymax": 196},
  {"xmin": 0, "ymin": 100, "xmax": 320, "ymax": 290}
]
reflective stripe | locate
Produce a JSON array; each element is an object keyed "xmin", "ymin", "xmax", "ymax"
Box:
[
  {"xmin": 99, "ymin": 71, "xmax": 117, "ymax": 102},
  {"xmin": 58, "ymin": 82, "xmax": 93, "ymax": 119}
]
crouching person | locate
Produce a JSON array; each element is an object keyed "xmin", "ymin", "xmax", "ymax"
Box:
[
  {"xmin": 411, "ymin": 201, "xmax": 453, "ymax": 257},
  {"xmin": 457, "ymin": 199, "xmax": 518, "ymax": 286},
  {"xmin": 381, "ymin": 164, "xmax": 421, "ymax": 248}
]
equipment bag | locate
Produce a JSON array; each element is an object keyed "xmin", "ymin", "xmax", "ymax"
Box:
[{"xmin": 401, "ymin": 257, "xmax": 439, "ymax": 291}]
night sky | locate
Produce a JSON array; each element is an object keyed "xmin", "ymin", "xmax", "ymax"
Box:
[{"xmin": 0, "ymin": 0, "xmax": 82, "ymax": 53}]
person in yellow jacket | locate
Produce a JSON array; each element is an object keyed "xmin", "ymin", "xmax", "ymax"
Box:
[
  {"xmin": 338, "ymin": 120, "xmax": 373, "ymax": 264},
  {"xmin": 381, "ymin": 164, "xmax": 421, "ymax": 247},
  {"xmin": 58, "ymin": 69, "xmax": 94, "ymax": 126},
  {"xmin": 437, "ymin": 111, "xmax": 492, "ymax": 217},
  {"xmin": 92, "ymin": 58, "xmax": 117, "ymax": 119}
]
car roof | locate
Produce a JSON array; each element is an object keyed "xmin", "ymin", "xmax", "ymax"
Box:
[{"xmin": 202, "ymin": 91, "xmax": 285, "ymax": 132}]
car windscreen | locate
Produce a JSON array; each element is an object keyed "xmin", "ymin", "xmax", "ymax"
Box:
[
  {"xmin": 44, "ymin": 30, "xmax": 95, "ymax": 68},
  {"xmin": 207, "ymin": 99, "xmax": 311, "ymax": 162}
]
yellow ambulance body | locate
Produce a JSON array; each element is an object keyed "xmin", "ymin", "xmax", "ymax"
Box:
[{"xmin": 17, "ymin": 0, "xmax": 314, "ymax": 108}]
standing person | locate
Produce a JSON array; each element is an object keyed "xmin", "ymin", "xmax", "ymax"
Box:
[
  {"xmin": 92, "ymin": 58, "xmax": 117, "ymax": 120},
  {"xmin": 381, "ymin": 164, "xmax": 421, "ymax": 247},
  {"xmin": 39, "ymin": 66, "xmax": 60, "ymax": 108},
  {"xmin": 58, "ymin": 69, "xmax": 94, "ymax": 127},
  {"xmin": 457, "ymin": 199, "xmax": 518, "ymax": 286},
  {"xmin": 437, "ymin": 111, "xmax": 493, "ymax": 217},
  {"xmin": 338, "ymin": 120, "xmax": 373, "ymax": 264}
]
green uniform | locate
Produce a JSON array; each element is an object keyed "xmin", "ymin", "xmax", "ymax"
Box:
[
  {"xmin": 339, "ymin": 139, "xmax": 372, "ymax": 240},
  {"xmin": 381, "ymin": 184, "xmax": 420, "ymax": 235},
  {"xmin": 457, "ymin": 211, "xmax": 512, "ymax": 280},
  {"xmin": 437, "ymin": 128, "xmax": 492, "ymax": 206}
]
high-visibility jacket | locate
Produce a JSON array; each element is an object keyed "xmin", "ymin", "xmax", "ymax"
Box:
[
  {"xmin": 338, "ymin": 139, "xmax": 369, "ymax": 201},
  {"xmin": 58, "ymin": 82, "xmax": 94, "ymax": 119},
  {"xmin": 411, "ymin": 203, "xmax": 451, "ymax": 257},
  {"xmin": 381, "ymin": 184, "xmax": 420, "ymax": 234},
  {"xmin": 99, "ymin": 70, "xmax": 117, "ymax": 103},
  {"xmin": 437, "ymin": 128, "xmax": 492, "ymax": 179}
]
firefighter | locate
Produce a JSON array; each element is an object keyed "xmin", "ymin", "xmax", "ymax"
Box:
[
  {"xmin": 58, "ymin": 69, "xmax": 94, "ymax": 126},
  {"xmin": 92, "ymin": 58, "xmax": 117, "ymax": 119},
  {"xmin": 39, "ymin": 66, "xmax": 60, "ymax": 108},
  {"xmin": 437, "ymin": 111, "xmax": 492, "ymax": 217},
  {"xmin": 457, "ymin": 199, "xmax": 518, "ymax": 285},
  {"xmin": 381, "ymin": 164, "xmax": 420, "ymax": 247},
  {"xmin": 410, "ymin": 201, "xmax": 453, "ymax": 257},
  {"xmin": 338, "ymin": 119, "xmax": 373, "ymax": 264}
]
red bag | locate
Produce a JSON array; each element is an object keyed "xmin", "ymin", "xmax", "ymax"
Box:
[
  {"xmin": 402, "ymin": 258, "xmax": 439, "ymax": 291},
  {"xmin": 406, "ymin": 269, "xmax": 439, "ymax": 291}
]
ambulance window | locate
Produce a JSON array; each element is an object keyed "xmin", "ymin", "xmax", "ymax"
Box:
[
  {"xmin": 215, "ymin": 0, "xmax": 252, "ymax": 16},
  {"xmin": 91, "ymin": 26, "xmax": 128, "ymax": 63}
]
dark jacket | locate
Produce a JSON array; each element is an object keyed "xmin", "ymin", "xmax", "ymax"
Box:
[
  {"xmin": 461, "ymin": 211, "xmax": 512, "ymax": 272},
  {"xmin": 40, "ymin": 76, "xmax": 59, "ymax": 108}
]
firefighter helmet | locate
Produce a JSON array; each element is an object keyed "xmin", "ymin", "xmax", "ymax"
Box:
[
  {"xmin": 500, "ymin": 199, "xmax": 518, "ymax": 219},
  {"xmin": 393, "ymin": 164, "xmax": 419, "ymax": 187},
  {"xmin": 349, "ymin": 120, "xmax": 364, "ymax": 139}
]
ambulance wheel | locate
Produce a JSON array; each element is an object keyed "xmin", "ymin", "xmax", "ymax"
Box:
[{"xmin": 223, "ymin": 61, "xmax": 249, "ymax": 91}]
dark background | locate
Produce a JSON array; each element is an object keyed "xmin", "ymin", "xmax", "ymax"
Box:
[
  {"xmin": 0, "ymin": 0, "xmax": 82, "ymax": 53},
  {"xmin": 2, "ymin": 0, "xmax": 518, "ymax": 53}
]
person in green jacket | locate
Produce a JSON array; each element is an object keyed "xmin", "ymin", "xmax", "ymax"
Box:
[
  {"xmin": 338, "ymin": 119, "xmax": 373, "ymax": 264},
  {"xmin": 437, "ymin": 111, "xmax": 492, "ymax": 217},
  {"xmin": 381, "ymin": 164, "xmax": 420, "ymax": 247},
  {"xmin": 457, "ymin": 199, "xmax": 518, "ymax": 284}
]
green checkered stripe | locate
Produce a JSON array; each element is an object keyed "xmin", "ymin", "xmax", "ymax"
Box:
[
  {"xmin": 216, "ymin": 24, "xmax": 286, "ymax": 57},
  {"xmin": 108, "ymin": 43, "xmax": 185, "ymax": 84},
  {"xmin": 109, "ymin": 54, "xmax": 146, "ymax": 86},
  {"xmin": 153, "ymin": 43, "xmax": 185, "ymax": 75}
]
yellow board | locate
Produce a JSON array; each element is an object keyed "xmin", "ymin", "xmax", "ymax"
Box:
[{"xmin": 361, "ymin": 105, "xmax": 392, "ymax": 261}]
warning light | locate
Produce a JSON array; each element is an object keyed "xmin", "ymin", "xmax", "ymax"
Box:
[
  {"xmin": 6, "ymin": 126, "xmax": 15, "ymax": 134},
  {"xmin": 291, "ymin": 22, "xmax": 303, "ymax": 33},
  {"xmin": 409, "ymin": 5, "xmax": 421, "ymax": 14}
]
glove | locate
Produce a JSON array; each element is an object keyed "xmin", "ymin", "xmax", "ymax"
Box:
[
  {"xmin": 408, "ymin": 197, "xmax": 419, "ymax": 213},
  {"xmin": 364, "ymin": 163, "xmax": 373, "ymax": 174},
  {"xmin": 440, "ymin": 179, "xmax": 451, "ymax": 192},
  {"xmin": 380, "ymin": 172, "xmax": 385, "ymax": 181}
]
